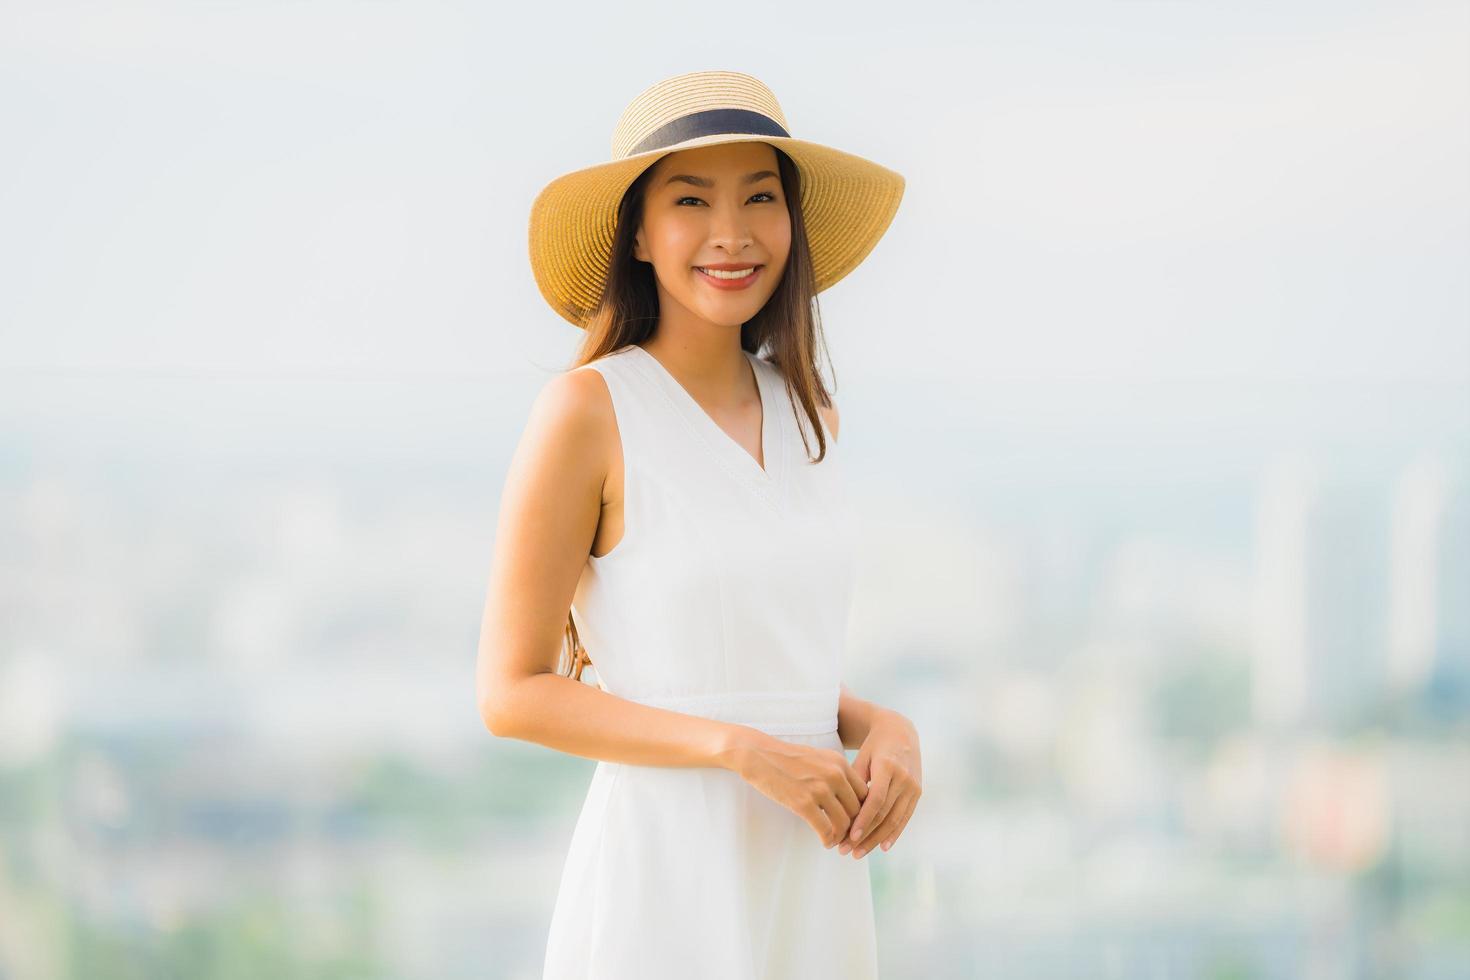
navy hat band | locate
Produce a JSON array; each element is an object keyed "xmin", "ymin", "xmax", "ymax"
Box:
[{"xmin": 626, "ymin": 108, "xmax": 790, "ymax": 157}]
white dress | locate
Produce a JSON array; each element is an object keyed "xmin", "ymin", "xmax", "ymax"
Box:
[{"xmin": 541, "ymin": 343, "xmax": 878, "ymax": 979}]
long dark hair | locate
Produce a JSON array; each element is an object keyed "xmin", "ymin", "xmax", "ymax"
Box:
[{"xmin": 559, "ymin": 143, "xmax": 837, "ymax": 681}]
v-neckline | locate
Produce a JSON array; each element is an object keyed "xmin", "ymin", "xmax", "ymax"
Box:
[{"xmin": 628, "ymin": 343, "xmax": 783, "ymax": 496}]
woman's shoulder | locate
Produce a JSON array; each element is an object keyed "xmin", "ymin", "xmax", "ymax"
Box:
[{"xmin": 524, "ymin": 352, "xmax": 638, "ymax": 466}]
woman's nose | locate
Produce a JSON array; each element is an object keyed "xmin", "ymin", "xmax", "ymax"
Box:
[{"xmin": 706, "ymin": 201, "xmax": 753, "ymax": 250}]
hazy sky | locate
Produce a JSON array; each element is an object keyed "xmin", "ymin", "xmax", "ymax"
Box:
[{"xmin": 1, "ymin": 0, "xmax": 1465, "ymax": 405}]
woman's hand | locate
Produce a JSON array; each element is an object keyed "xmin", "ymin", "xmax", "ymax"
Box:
[
  {"xmin": 840, "ymin": 709, "xmax": 922, "ymax": 858},
  {"xmin": 730, "ymin": 732, "xmax": 870, "ymax": 849}
]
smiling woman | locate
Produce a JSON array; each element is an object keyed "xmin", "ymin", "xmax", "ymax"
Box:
[{"xmin": 477, "ymin": 69, "xmax": 917, "ymax": 980}]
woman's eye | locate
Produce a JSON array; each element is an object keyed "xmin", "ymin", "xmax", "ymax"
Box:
[{"xmin": 675, "ymin": 192, "xmax": 778, "ymax": 206}]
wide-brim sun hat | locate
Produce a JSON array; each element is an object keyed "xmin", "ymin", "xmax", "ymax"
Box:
[{"xmin": 528, "ymin": 69, "xmax": 906, "ymax": 329}]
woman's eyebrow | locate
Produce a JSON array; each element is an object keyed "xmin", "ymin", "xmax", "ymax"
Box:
[{"xmin": 663, "ymin": 169, "xmax": 779, "ymax": 188}]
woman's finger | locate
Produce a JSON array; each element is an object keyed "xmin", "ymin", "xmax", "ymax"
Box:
[
  {"xmin": 841, "ymin": 772, "xmax": 893, "ymax": 853},
  {"xmin": 801, "ymin": 798, "xmax": 840, "ymax": 848},
  {"xmin": 878, "ymin": 791, "xmax": 921, "ymax": 853},
  {"xmin": 850, "ymin": 785, "xmax": 912, "ymax": 858}
]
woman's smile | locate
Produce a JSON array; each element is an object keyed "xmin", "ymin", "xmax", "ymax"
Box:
[{"xmin": 694, "ymin": 264, "xmax": 765, "ymax": 290}]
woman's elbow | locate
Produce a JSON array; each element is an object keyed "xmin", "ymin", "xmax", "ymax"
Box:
[
  {"xmin": 478, "ymin": 678, "xmax": 520, "ymax": 737},
  {"xmin": 476, "ymin": 661, "xmax": 517, "ymax": 737},
  {"xmin": 478, "ymin": 692, "xmax": 503, "ymax": 736},
  {"xmin": 478, "ymin": 669, "xmax": 546, "ymax": 738},
  {"xmin": 478, "ymin": 638, "xmax": 559, "ymax": 737}
]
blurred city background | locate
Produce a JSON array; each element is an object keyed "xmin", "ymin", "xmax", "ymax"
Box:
[{"xmin": 2, "ymin": 1, "xmax": 1467, "ymax": 978}]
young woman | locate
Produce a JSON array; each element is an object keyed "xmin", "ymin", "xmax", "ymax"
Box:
[{"xmin": 476, "ymin": 70, "xmax": 923, "ymax": 979}]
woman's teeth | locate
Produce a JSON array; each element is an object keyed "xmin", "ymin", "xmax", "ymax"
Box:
[{"xmin": 697, "ymin": 267, "xmax": 756, "ymax": 279}]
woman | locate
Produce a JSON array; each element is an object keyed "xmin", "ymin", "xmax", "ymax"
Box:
[{"xmin": 476, "ymin": 70, "xmax": 923, "ymax": 979}]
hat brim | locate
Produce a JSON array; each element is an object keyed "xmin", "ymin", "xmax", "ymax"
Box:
[{"xmin": 528, "ymin": 133, "xmax": 905, "ymax": 329}]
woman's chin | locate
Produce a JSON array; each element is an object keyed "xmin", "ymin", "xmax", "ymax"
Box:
[
  {"xmin": 705, "ymin": 308, "xmax": 759, "ymax": 328},
  {"xmin": 666, "ymin": 283, "xmax": 774, "ymax": 327},
  {"xmin": 686, "ymin": 298, "xmax": 762, "ymax": 328}
]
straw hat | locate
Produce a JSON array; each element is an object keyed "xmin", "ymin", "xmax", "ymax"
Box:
[{"xmin": 528, "ymin": 69, "xmax": 906, "ymax": 329}]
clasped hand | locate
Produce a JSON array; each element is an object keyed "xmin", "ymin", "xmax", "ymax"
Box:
[
  {"xmin": 839, "ymin": 709, "xmax": 922, "ymax": 858},
  {"xmin": 735, "ymin": 709, "xmax": 922, "ymax": 859}
]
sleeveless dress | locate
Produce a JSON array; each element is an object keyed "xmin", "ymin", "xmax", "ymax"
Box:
[{"xmin": 540, "ymin": 343, "xmax": 879, "ymax": 979}]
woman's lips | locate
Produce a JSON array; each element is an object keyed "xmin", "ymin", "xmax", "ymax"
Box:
[{"xmin": 694, "ymin": 265, "xmax": 764, "ymax": 291}]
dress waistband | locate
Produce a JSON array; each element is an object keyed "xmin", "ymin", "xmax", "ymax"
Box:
[{"xmin": 619, "ymin": 686, "xmax": 840, "ymax": 737}]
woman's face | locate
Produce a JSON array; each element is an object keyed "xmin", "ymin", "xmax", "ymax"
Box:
[{"xmin": 633, "ymin": 141, "xmax": 791, "ymax": 329}]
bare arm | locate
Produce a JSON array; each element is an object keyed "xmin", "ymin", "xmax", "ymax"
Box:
[
  {"xmin": 475, "ymin": 367, "xmax": 759, "ymax": 770},
  {"xmin": 488, "ymin": 671, "xmax": 753, "ymax": 769}
]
